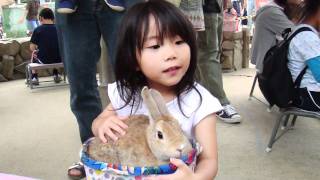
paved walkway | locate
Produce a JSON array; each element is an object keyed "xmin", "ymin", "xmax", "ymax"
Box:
[{"xmin": 0, "ymin": 68, "xmax": 319, "ymax": 180}]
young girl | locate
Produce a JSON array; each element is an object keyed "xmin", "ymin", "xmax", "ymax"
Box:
[
  {"xmin": 288, "ymin": 0, "xmax": 320, "ymax": 111},
  {"xmin": 91, "ymin": 0, "xmax": 222, "ymax": 179}
]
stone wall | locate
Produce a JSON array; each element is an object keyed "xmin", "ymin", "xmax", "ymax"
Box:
[
  {"xmin": 0, "ymin": 37, "xmax": 59, "ymax": 82},
  {"xmin": 0, "ymin": 38, "xmax": 59, "ymax": 82},
  {"xmin": 0, "ymin": 39, "xmax": 32, "ymax": 82},
  {"xmin": 221, "ymin": 27, "xmax": 250, "ymax": 72}
]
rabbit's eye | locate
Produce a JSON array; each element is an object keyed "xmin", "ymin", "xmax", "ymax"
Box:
[{"xmin": 157, "ymin": 131, "xmax": 163, "ymax": 139}]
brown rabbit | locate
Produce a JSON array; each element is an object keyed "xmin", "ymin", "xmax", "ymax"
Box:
[{"xmin": 87, "ymin": 86, "xmax": 193, "ymax": 167}]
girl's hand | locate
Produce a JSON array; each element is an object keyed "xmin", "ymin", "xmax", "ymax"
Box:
[
  {"xmin": 146, "ymin": 158, "xmax": 197, "ymax": 180},
  {"xmin": 92, "ymin": 115, "xmax": 128, "ymax": 143}
]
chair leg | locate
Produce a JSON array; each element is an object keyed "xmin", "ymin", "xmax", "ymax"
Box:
[
  {"xmin": 28, "ymin": 66, "xmax": 34, "ymax": 89},
  {"xmin": 266, "ymin": 114, "xmax": 286, "ymax": 152},
  {"xmin": 290, "ymin": 115, "xmax": 298, "ymax": 128},
  {"xmin": 25, "ymin": 65, "xmax": 30, "ymax": 86},
  {"xmin": 249, "ymin": 74, "xmax": 258, "ymax": 100},
  {"xmin": 63, "ymin": 70, "xmax": 66, "ymax": 82},
  {"xmin": 281, "ymin": 115, "xmax": 291, "ymax": 130}
]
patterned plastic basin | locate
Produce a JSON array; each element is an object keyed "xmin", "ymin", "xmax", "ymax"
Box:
[{"xmin": 80, "ymin": 137, "xmax": 200, "ymax": 180}]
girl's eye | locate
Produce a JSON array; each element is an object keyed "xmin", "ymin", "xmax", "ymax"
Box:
[
  {"xmin": 148, "ymin": 45, "xmax": 161, "ymax": 49},
  {"xmin": 176, "ymin": 40, "xmax": 185, "ymax": 45}
]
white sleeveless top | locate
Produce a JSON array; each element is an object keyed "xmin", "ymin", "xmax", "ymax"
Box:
[{"xmin": 108, "ymin": 82, "xmax": 222, "ymax": 139}]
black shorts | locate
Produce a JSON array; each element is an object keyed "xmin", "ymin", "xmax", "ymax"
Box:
[{"xmin": 294, "ymin": 88, "xmax": 320, "ymax": 111}]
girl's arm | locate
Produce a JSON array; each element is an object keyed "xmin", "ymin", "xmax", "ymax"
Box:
[
  {"xmin": 91, "ymin": 103, "xmax": 128, "ymax": 143},
  {"xmin": 307, "ymin": 56, "xmax": 320, "ymax": 83},
  {"xmin": 193, "ymin": 113, "xmax": 218, "ymax": 179}
]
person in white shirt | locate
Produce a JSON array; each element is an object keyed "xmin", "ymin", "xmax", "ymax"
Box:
[
  {"xmin": 92, "ymin": 1, "xmax": 222, "ymax": 179},
  {"xmin": 288, "ymin": 0, "xmax": 320, "ymax": 111}
]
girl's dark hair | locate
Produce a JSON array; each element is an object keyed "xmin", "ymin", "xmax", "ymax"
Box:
[
  {"xmin": 115, "ymin": 0, "xmax": 200, "ymax": 115},
  {"xmin": 284, "ymin": 2, "xmax": 303, "ymax": 21},
  {"xmin": 299, "ymin": 0, "xmax": 320, "ymax": 22},
  {"xmin": 274, "ymin": 0, "xmax": 287, "ymax": 7}
]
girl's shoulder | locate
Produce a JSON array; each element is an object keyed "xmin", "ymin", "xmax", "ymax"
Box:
[
  {"xmin": 186, "ymin": 83, "xmax": 214, "ymax": 99},
  {"xmin": 290, "ymin": 25, "xmax": 320, "ymax": 60},
  {"xmin": 177, "ymin": 83, "xmax": 222, "ymax": 127},
  {"xmin": 292, "ymin": 24, "xmax": 319, "ymax": 40},
  {"xmin": 291, "ymin": 25, "xmax": 320, "ymax": 49},
  {"xmin": 181, "ymin": 83, "xmax": 223, "ymax": 113},
  {"xmin": 108, "ymin": 82, "xmax": 146, "ymax": 116},
  {"xmin": 186, "ymin": 83, "xmax": 215, "ymax": 97},
  {"xmin": 107, "ymin": 82, "xmax": 121, "ymax": 108},
  {"xmin": 108, "ymin": 82, "xmax": 129, "ymax": 110}
]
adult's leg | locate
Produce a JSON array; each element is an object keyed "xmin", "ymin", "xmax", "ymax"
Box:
[
  {"xmin": 97, "ymin": 0, "xmax": 143, "ymax": 107},
  {"xmin": 197, "ymin": 12, "xmax": 230, "ymax": 105},
  {"xmin": 55, "ymin": 0, "xmax": 102, "ymax": 143},
  {"xmin": 98, "ymin": 0, "xmax": 144, "ymax": 67}
]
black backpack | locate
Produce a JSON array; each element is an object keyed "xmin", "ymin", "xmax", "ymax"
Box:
[{"xmin": 258, "ymin": 27, "xmax": 312, "ymax": 108}]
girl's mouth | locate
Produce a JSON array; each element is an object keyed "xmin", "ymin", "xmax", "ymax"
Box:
[
  {"xmin": 163, "ymin": 66, "xmax": 181, "ymax": 76},
  {"xmin": 163, "ymin": 66, "xmax": 181, "ymax": 73}
]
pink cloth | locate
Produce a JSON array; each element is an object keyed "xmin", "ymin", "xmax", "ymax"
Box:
[
  {"xmin": 223, "ymin": 9, "xmax": 240, "ymax": 32},
  {"xmin": 0, "ymin": 173, "xmax": 37, "ymax": 180}
]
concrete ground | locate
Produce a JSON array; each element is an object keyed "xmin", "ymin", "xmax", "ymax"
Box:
[{"xmin": 0, "ymin": 68, "xmax": 319, "ymax": 180}]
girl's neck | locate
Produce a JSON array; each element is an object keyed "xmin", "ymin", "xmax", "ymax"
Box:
[
  {"xmin": 303, "ymin": 18, "xmax": 319, "ymax": 31},
  {"xmin": 147, "ymin": 83, "xmax": 176, "ymax": 103}
]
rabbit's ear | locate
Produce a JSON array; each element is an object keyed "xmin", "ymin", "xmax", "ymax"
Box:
[
  {"xmin": 141, "ymin": 86, "xmax": 162, "ymax": 121},
  {"xmin": 149, "ymin": 89, "xmax": 170, "ymax": 116}
]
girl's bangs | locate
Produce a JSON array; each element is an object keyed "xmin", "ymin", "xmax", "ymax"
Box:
[{"xmin": 136, "ymin": 7, "xmax": 191, "ymax": 51}]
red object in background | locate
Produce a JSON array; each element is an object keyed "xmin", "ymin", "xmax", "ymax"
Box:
[
  {"xmin": 223, "ymin": 8, "xmax": 240, "ymax": 32},
  {"xmin": 255, "ymin": 0, "xmax": 271, "ymax": 10}
]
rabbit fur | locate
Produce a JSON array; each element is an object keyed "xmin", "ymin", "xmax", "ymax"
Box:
[{"xmin": 87, "ymin": 86, "xmax": 192, "ymax": 167}]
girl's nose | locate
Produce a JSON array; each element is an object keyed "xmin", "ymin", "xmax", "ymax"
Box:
[{"xmin": 164, "ymin": 43, "xmax": 177, "ymax": 61}]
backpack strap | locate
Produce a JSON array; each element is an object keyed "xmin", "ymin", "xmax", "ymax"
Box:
[
  {"xmin": 294, "ymin": 66, "xmax": 308, "ymax": 88},
  {"xmin": 286, "ymin": 26, "xmax": 313, "ymax": 42},
  {"xmin": 289, "ymin": 27, "xmax": 313, "ymax": 88},
  {"xmin": 281, "ymin": 28, "xmax": 292, "ymax": 39}
]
